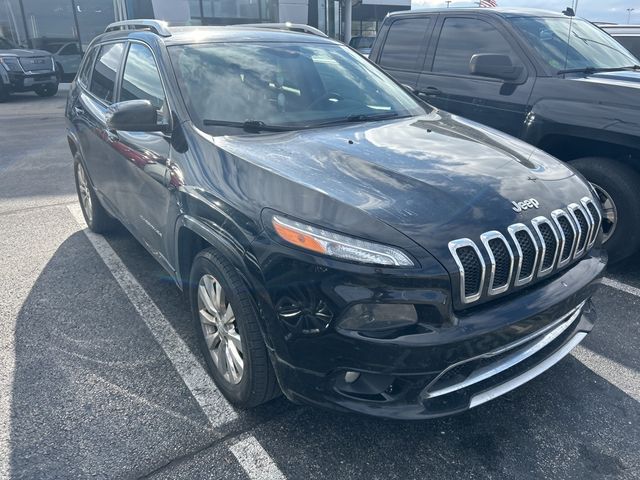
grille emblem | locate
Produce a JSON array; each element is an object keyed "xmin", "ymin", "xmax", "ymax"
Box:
[{"xmin": 511, "ymin": 198, "xmax": 540, "ymax": 212}]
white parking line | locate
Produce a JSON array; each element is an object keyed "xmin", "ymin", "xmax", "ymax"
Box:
[
  {"xmin": 572, "ymin": 345, "xmax": 640, "ymax": 402},
  {"xmin": 602, "ymin": 277, "xmax": 640, "ymax": 298},
  {"xmin": 67, "ymin": 204, "xmax": 238, "ymax": 428},
  {"xmin": 230, "ymin": 436, "xmax": 287, "ymax": 480}
]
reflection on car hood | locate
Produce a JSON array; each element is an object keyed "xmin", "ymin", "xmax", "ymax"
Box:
[{"xmin": 215, "ymin": 111, "xmax": 590, "ymax": 257}]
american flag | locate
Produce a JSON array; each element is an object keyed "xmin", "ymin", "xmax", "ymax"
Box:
[{"xmin": 479, "ymin": 0, "xmax": 497, "ymax": 7}]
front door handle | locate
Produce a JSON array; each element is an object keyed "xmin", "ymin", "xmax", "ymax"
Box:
[
  {"xmin": 106, "ymin": 129, "xmax": 119, "ymax": 143},
  {"xmin": 416, "ymin": 87, "xmax": 442, "ymax": 97}
]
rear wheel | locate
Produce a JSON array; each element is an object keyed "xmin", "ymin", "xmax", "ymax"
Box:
[
  {"xmin": 34, "ymin": 84, "xmax": 58, "ymax": 97},
  {"xmin": 73, "ymin": 154, "xmax": 116, "ymax": 233},
  {"xmin": 190, "ymin": 247, "xmax": 280, "ymax": 408},
  {"xmin": 571, "ymin": 157, "xmax": 640, "ymax": 263}
]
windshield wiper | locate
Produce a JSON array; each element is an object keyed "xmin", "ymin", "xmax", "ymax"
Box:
[
  {"xmin": 202, "ymin": 119, "xmax": 298, "ymax": 132},
  {"xmin": 345, "ymin": 112, "xmax": 401, "ymax": 122},
  {"xmin": 558, "ymin": 65, "xmax": 640, "ymax": 75}
]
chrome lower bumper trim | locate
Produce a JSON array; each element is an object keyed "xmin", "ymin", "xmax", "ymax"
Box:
[
  {"xmin": 469, "ymin": 332, "xmax": 587, "ymax": 408},
  {"xmin": 423, "ymin": 301, "xmax": 585, "ymax": 399}
]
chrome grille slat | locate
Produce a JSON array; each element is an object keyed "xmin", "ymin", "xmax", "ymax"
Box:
[
  {"xmin": 507, "ymin": 224, "xmax": 538, "ymax": 287},
  {"xmin": 480, "ymin": 231, "xmax": 514, "ymax": 295},
  {"xmin": 581, "ymin": 197, "xmax": 602, "ymax": 249},
  {"xmin": 449, "ymin": 198, "xmax": 599, "ymax": 306},
  {"xmin": 551, "ymin": 209, "xmax": 577, "ymax": 268},
  {"xmin": 449, "ymin": 239, "xmax": 486, "ymax": 304},
  {"xmin": 531, "ymin": 216, "xmax": 560, "ymax": 277},
  {"xmin": 567, "ymin": 203, "xmax": 590, "ymax": 259}
]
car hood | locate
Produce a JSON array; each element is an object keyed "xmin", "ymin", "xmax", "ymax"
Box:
[
  {"xmin": 214, "ymin": 111, "xmax": 592, "ymax": 260},
  {"xmin": 571, "ymin": 70, "xmax": 640, "ymax": 91},
  {"xmin": 0, "ymin": 48, "xmax": 51, "ymax": 57}
]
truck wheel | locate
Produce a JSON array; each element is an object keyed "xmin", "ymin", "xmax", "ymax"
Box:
[
  {"xmin": 55, "ymin": 63, "xmax": 63, "ymax": 83},
  {"xmin": 190, "ymin": 247, "xmax": 280, "ymax": 408},
  {"xmin": 35, "ymin": 84, "xmax": 58, "ymax": 97},
  {"xmin": 74, "ymin": 154, "xmax": 116, "ymax": 233},
  {"xmin": 571, "ymin": 157, "xmax": 640, "ymax": 263}
]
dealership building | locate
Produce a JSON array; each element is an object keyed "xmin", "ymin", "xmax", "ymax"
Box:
[{"xmin": 0, "ymin": 0, "xmax": 409, "ymax": 55}]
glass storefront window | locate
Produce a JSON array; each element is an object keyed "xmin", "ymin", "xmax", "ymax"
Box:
[
  {"xmin": 74, "ymin": 0, "xmax": 116, "ymax": 49},
  {"xmin": 0, "ymin": 0, "xmax": 27, "ymax": 47},
  {"xmin": 20, "ymin": 0, "xmax": 78, "ymax": 51}
]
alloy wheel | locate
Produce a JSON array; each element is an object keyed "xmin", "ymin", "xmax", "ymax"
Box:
[
  {"xmin": 77, "ymin": 163, "xmax": 93, "ymax": 225},
  {"xmin": 197, "ymin": 274, "xmax": 244, "ymax": 384},
  {"xmin": 591, "ymin": 182, "xmax": 617, "ymax": 244}
]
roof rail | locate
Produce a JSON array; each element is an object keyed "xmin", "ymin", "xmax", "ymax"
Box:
[
  {"xmin": 105, "ymin": 19, "xmax": 172, "ymax": 37},
  {"xmin": 237, "ymin": 22, "xmax": 328, "ymax": 37}
]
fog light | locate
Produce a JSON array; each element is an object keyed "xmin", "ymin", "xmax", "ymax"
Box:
[
  {"xmin": 344, "ymin": 371, "xmax": 360, "ymax": 384},
  {"xmin": 338, "ymin": 304, "xmax": 418, "ymax": 332}
]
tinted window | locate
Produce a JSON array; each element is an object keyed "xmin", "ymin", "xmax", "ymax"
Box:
[
  {"xmin": 509, "ymin": 17, "xmax": 637, "ymax": 71},
  {"xmin": 89, "ymin": 42, "xmax": 125, "ymax": 103},
  {"xmin": 78, "ymin": 46, "xmax": 98, "ymax": 86},
  {"xmin": 120, "ymin": 43, "xmax": 166, "ymax": 111},
  {"xmin": 615, "ymin": 36, "xmax": 640, "ymax": 60},
  {"xmin": 433, "ymin": 18, "xmax": 522, "ymax": 75},
  {"xmin": 379, "ymin": 18, "xmax": 430, "ymax": 70}
]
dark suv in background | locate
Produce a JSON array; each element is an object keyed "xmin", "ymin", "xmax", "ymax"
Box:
[
  {"xmin": 0, "ymin": 36, "xmax": 59, "ymax": 102},
  {"xmin": 66, "ymin": 20, "xmax": 605, "ymax": 419},
  {"xmin": 371, "ymin": 8, "xmax": 640, "ymax": 263},
  {"xmin": 600, "ymin": 24, "xmax": 640, "ymax": 59}
]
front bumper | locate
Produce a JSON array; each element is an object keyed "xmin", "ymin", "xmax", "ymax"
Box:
[
  {"xmin": 259, "ymin": 248, "xmax": 605, "ymax": 419},
  {"xmin": 5, "ymin": 71, "xmax": 57, "ymax": 92}
]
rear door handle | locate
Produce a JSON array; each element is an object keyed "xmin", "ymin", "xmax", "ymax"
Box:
[
  {"xmin": 73, "ymin": 105, "xmax": 85, "ymax": 115},
  {"xmin": 417, "ymin": 87, "xmax": 442, "ymax": 97}
]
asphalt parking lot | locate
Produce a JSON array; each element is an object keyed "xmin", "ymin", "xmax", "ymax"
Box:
[{"xmin": 1, "ymin": 91, "xmax": 639, "ymax": 480}]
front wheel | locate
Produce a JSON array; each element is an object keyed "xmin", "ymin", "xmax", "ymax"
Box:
[
  {"xmin": 571, "ymin": 157, "xmax": 640, "ymax": 263},
  {"xmin": 34, "ymin": 84, "xmax": 58, "ymax": 97},
  {"xmin": 190, "ymin": 248, "xmax": 280, "ymax": 408},
  {"xmin": 0, "ymin": 85, "xmax": 9, "ymax": 103}
]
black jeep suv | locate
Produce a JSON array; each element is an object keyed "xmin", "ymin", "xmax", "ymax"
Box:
[
  {"xmin": 370, "ymin": 8, "xmax": 640, "ymax": 263},
  {"xmin": 0, "ymin": 36, "xmax": 59, "ymax": 102},
  {"xmin": 66, "ymin": 20, "xmax": 606, "ymax": 419}
]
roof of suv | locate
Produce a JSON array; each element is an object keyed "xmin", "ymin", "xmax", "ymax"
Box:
[
  {"xmin": 389, "ymin": 8, "xmax": 569, "ymax": 19},
  {"xmin": 96, "ymin": 25, "xmax": 338, "ymax": 47}
]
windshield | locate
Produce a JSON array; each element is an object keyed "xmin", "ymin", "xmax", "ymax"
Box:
[
  {"xmin": 169, "ymin": 42, "xmax": 424, "ymax": 132},
  {"xmin": 509, "ymin": 17, "xmax": 638, "ymax": 71},
  {"xmin": 0, "ymin": 37, "xmax": 15, "ymax": 49}
]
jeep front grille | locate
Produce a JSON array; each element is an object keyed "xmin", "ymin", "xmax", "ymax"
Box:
[{"xmin": 449, "ymin": 197, "xmax": 601, "ymax": 305}]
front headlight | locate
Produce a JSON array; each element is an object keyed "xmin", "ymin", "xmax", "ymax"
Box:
[
  {"xmin": 271, "ymin": 215, "xmax": 414, "ymax": 267},
  {"xmin": 0, "ymin": 56, "xmax": 22, "ymax": 72}
]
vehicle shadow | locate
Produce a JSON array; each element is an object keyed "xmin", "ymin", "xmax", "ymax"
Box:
[{"xmin": 7, "ymin": 230, "xmax": 291, "ymax": 479}]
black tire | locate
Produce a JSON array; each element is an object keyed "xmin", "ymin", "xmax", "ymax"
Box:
[
  {"xmin": 190, "ymin": 247, "xmax": 280, "ymax": 408},
  {"xmin": 55, "ymin": 63, "xmax": 63, "ymax": 83},
  {"xmin": 571, "ymin": 157, "xmax": 640, "ymax": 263},
  {"xmin": 73, "ymin": 154, "xmax": 116, "ymax": 233},
  {"xmin": 34, "ymin": 83, "xmax": 58, "ymax": 97},
  {"xmin": 0, "ymin": 85, "xmax": 9, "ymax": 103}
]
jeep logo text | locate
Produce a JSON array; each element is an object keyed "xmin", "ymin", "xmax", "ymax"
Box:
[{"xmin": 512, "ymin": 198, "xmax": 540, "ymax": 212}]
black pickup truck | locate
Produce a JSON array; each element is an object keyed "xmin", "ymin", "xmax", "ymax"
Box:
[
  {"xmin": 0, "ymin": 36, "xmax": 59, "ymax": 102},
  {"xmin": 370, "ymin": 8, "xmax": 640, "ymax": 263}
]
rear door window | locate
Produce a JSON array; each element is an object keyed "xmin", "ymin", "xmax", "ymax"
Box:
[
  {"xmin": 89, "ymin": 42, "xmax": 125, "ymax": 104},
  {"xmin": 78, "ymin": 46, "xmax": 98, "ymax": 86},
  {"xmin": 433, "ymin": 17, "xmax": 523, "ymax": 76},
  {"xmin": 379, "ymin": 18, "xmax": 431, "ymax": 71}
]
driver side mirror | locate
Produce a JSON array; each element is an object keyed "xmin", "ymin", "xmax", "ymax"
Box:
[
  {"xmin": 469, "ymin": 54, "xmax": 523, "ymax": 82},
  {"xmin": 106, "ymin": 100, "xmax": 171, "ymax": 133}
]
